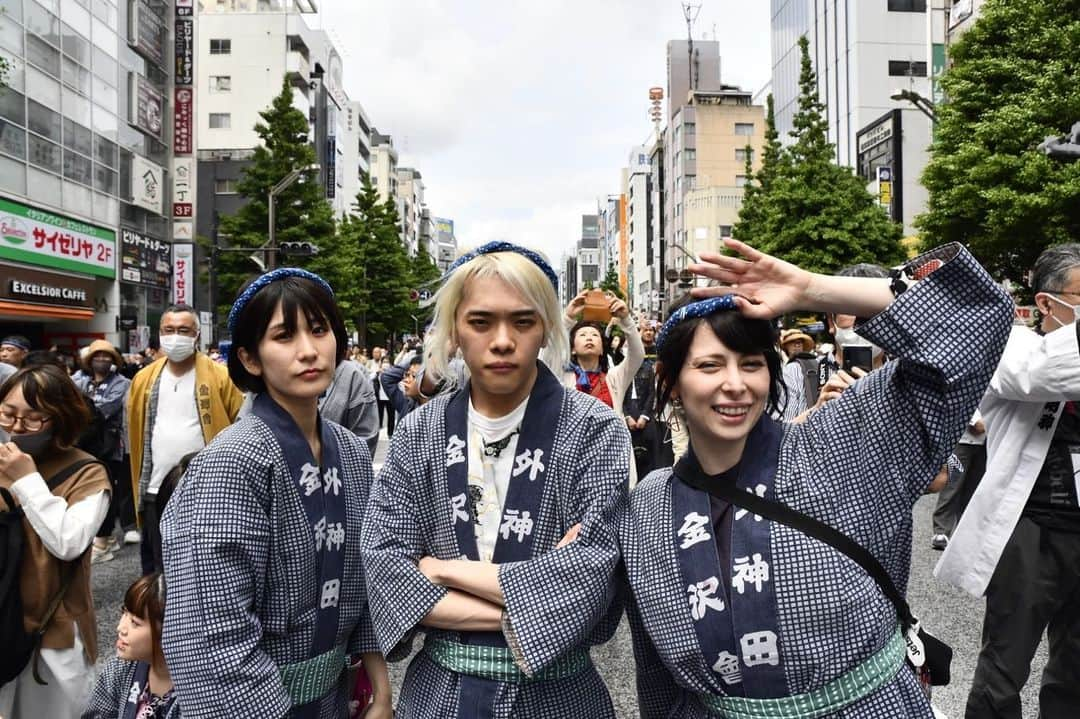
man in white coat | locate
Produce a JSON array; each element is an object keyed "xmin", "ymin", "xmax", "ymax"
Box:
[{"xmin": 935, "ymin": 243, "xmax": 1080, "ymax": 719}]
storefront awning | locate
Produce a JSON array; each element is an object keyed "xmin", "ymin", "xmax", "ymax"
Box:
[{"xmin": 0, "ymin": 300, "xmax": 94, "ymax": 321}]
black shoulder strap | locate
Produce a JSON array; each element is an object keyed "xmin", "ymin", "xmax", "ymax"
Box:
[
  {"xmin": 676, "ymin": 459, "xmax": 915, "ymax": 627},
  {"xmin": 46, "ymin": 458, "xmax": 103, "ymax": 492}
]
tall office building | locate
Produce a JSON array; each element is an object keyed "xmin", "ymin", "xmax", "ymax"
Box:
[
  {"xmin": 0, "ymin": 0, "xmax": 179, "ymax": 351},
  {"xmin": 577, "ymin": 214, "xmax": 601, "ymax": 292},
  {"xmin": 770, "ymin": 0, "xmax": 933, "ymax": 234},
  {"xmin": 626, "ymin": 143, "xmax": 657, "ymax": 316}
]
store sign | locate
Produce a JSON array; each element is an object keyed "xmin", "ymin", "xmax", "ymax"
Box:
[
  {"xmin": 120, "ymin": 227, "xmax": 170, "ymax": 289},
  {"xmin": 131, "ymin": 155, "xmax": 164, "ymax": 214},
  {"xmin": 0, "ymin": 264, "xmax": 96, "ymax": 309},
  {"xmin": 857, "ymin": 117, "xmax": 892, "ymax": 154},
  {"xmin": 176, "ymin": 0, "xmax": 193, "ymax": 17},
  {"xmin": 325, "ymin": 136, "xmax": 337, "ymax": 199},
  {"xmin": 175, "ymin": 17, "xmax": 194, "ymax": 86},
  {"xmin": 0, "ymin": 196, "xmax": 115, "ymax": 278},
  {"xmin": 172, "ymin": 243, "xmax": 194, "ymax": 305},
  {"xmin": 174, "ymin": 88, "xmax": 193, "ymax": 154},
  {"xmin": 128, "ymin": 0, "xmax": 165, "ymax": 68},
  {"xmin": 172, "ymin": 157, "xmax": 193, "ymax": 217},
  {"xmin": 172, "ymin": 221, "xmax": 193, "ymax": 241},
  {"xmin": 129, "ymin": 73, "xmax": 164, "ymax": 140},
  {"xmin": 876, "ymin": 166, "xmax": 893, "ymax": 208}
]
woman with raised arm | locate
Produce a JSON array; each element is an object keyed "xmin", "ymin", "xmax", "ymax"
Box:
[{"xmin": 619, "ymin": 240, "xmax": 1013, "ymax": 718}]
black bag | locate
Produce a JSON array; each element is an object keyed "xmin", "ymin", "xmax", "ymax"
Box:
[
  {"xmin": 792, "ymin": 353, "xmax": 824, "ymax": 408},
  {"xmin": 76, "ymin": 392, "xmax": 118, "ymax": 459},
  {"xmin": 678, "ymin": 460, "xmax": 953, "ymax": 687},
  {"xmin": 0, "ymin": 458, "xmax": 101, "ymax": 686}
]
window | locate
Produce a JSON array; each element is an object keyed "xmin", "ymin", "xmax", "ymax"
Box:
[
  {"xmin": 62, "ymin": 25, "xmax": 91, "ymax": 66},
  {"xmin": 735, "ymin": 175, "xmax": 749, "ymax": 188},
  {"xmin": 887, "ymin": 0, "xmax": 926, "ymax": 11},
  {"xmin": 718, "ymin": 225, "xmax": 733, "ymax": 238},
  {"xmin": 28, "ymin": 134, "xmax": 61, "ymax": 173},
  {"xmin": 0, "ymin": 88, "xmax": 25, "ymax": 125},
  {"xmin": 214, "ymin": 178, "xmax": 238, "ymax": 194},
  {"xmin": 0, "ymin": 120, "xmax": 26, "ymax": 159},
  {"xmin": 209, "ymin": 113, "xmax": 231, "ymax": 129},
  {"xmin": 93, "ymin": 163, "xmax": 116, "ymax": 194},
  {"xmin": 62, "ymin": 56, "xmax": 91, "ymax": 94},
  {"xmin": 209, "ymin": 38, "xmax": 231, "ymax": 55},
  {"xmin": 209, "ymin": 75, "xmax": 231, "ymax": 93},
  {"xmin": 94, "ymin": 132, "xmax": 117, "ymax": 167},
  {"xmin": 684, "ymin": 148, "xmax": 696, "ymax": 161},
  {"xmin": 683, "ymin": 122, "xmax": 695, "ymax": 136},
  {"xmin": 63, "ymin": 117, "xmax": 92, "ymax": 156},
  {"xmin": 28, "ymin": 100, "xmax": 61, "ymax": 142},
  {"xmin": 26, "ymin": 34, "xmax": 60, "ymax": 76},
  {"xmin": 735, "ymin": 123, "xmax": 755, "ymax": 136},
  {"xmin": 735, "ymin": 148, "xmax": 754, "ymax": 163},
  {"xmin": 888, "ymin": 60, "xmax": 928, "ymax": 77},
  {"xmin": 63, "ymin": 148, "xmax": 93, "ymax": 185}
]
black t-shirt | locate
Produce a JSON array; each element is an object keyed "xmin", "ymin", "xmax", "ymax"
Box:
[
  {"xmin": 707, "ymin": 463, "xmax": 741, "ymax": 606},
  {"xmin": 1024, "ymin": 401, "xmax": 1080, "ymax": 532}
]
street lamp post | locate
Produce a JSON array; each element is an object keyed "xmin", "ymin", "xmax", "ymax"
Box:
[
  {"xmin": 267, "ymin": 163, "xmax": 319, "ymax": 269},
  {"xmin": 890, "ymin": 88, "xmax": 936, "ymax": 123}
]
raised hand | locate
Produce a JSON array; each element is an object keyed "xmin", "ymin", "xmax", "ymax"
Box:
[{"xmin": 688, "ymin": 238, "xmax": 813, "ymax": 319}]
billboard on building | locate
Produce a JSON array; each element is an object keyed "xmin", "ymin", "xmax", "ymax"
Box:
[
  {"xmin": 129, "ymin": 0, "xmax": 165, "ymax": 67},
  {"xmin": 175, "ymin": 17, "xmax": 194, "ymax": 86},
  {"xmin": 172, "ymin": 157, "xmax": 194, "ymax": 218},
  {"xmin": 172, "ymin": 243, "xmax": 194, "ymax": 305},
  {"xmin": 129, "ymin": 73, "xmax": 164, "ymax": 140},
  {"xmin": 0, "ymin": 196, "xmax": 116, "ymax": 278},
  {"xmin": 120, "ymin": 227, "xmax": 171, "ymax": 289},
  {"xmin": 131, "ymin": 155, "xmax": 164, "ymax": 215},
  {"xmin": 174, "ymin": 88, "xmax": 193, "ymax": 154}
]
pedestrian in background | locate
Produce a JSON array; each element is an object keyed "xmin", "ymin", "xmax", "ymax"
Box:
[
  {"xmin": 0, "ymin": 335, "xmax": 32, "ymax": 369},
  {"xmin": 81, "ymin": 573, "xmax": 178, "ymax": 719},
  {"xmin": 73, "ymin": 340, "xmax": 135, "ymax": 563},
  {"xmin": 0, "ymin": 364, "xmax": 111, "ymax": 719},
  {"xmin": 936, "ymin": 243, "xmax": 1080, "ymax": 719},
  {"xmin": 127, "ymin": 304, "xmax": 243, "ymax": 575}
]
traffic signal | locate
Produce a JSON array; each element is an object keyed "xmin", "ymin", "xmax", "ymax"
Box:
[{"xmin": 278, "ymin": 241, "xmax": 319, "ymax": 256}]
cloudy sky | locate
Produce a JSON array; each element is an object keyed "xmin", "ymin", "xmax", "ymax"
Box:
[{"xmin": 319, "ymin": 1, "xmax": 771, "ymax": 261}]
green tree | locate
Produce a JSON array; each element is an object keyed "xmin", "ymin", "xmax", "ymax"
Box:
[
  {"xmin": 734, "ymin": 37, "xmax": 904, "ymax": 274},
  {"xmin": 599, "ymin": 262, "xmax": 625, "ymax": 300},
  {"xmin": 916, "ymin": 0, "xmax": 1080, "ymax": 285},
  {"xmin": 338, "ymin": 176, "xmax": 411, "ymax": 348},
  {"xmin": 215, "ymin": 78, "xmax": 336, "ymax": 320}
]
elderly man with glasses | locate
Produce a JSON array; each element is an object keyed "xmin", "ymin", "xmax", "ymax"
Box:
[{"xmin": 127, "ymin": 303, "xmax": 243, "ymax": 574}]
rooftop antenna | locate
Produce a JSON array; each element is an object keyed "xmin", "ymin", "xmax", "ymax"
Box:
[{"xmin": 682, "ymin": 1, "xmax": 702, "ymax": 90}]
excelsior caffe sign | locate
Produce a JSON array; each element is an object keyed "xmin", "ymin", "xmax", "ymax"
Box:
[
  {"xmin": 1, "ymin": 265, "xmax": 96, "ymax": 310},
  {"xmin": 0, "ymin": 196, "xmax": 116, "ymax": 278}
]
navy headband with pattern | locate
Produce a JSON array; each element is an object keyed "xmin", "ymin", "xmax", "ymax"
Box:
[
  {"xmin": 444, "ymin": 241, "xmax": 559, "ymax": 291},
  {"xmin": 0, "ymin": 336, "xmax": 30, "ymax": 351},
  {"xmin": 227, "ymin": 267, "xmax": 335, "ymax": 334},
  {"xmin": 655, "ymin": 294, "xmax": 738, "ymax": 351}
]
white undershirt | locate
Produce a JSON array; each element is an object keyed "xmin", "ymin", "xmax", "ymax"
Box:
[
  {"xmin": 149, "ymin": 367, "xmax": 204, "ymax": 495},
  {"xmin": 467, "ymin": 397, "xmax": 528, "ymax": 562}
]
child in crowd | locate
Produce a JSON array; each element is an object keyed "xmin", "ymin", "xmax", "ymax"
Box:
[{"xmin": 82, "ymin": 573, "xmax": 179, "ymax": 718}]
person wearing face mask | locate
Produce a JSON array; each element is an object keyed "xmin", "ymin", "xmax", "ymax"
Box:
[
  {"xmin": 127, "ymin": 304, "xmax": 243, "ymax": 575},
  {"xmin": 73, "ymin": 341, "xmax": 135, "ymax": 563},
  {"xmin": 936, "ymin": 243, "xmax": 1080, "ymax": 719},
  {"xmin": 0, "ymin": 364, "xmax": 111, "ymax": 718}
]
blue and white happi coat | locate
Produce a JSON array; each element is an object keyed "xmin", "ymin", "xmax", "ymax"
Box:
[
  {"xmin": 619, "ymin": 245, "xmax": 1014, "ymax": 718},
  {"xmin": 361, "ymin": 366, "xmax": 631, "ymax": 718},
  {"xmin": 83, "ymin": 657, "xmax": 182, "ymax": 719},
  {"xmin": 160, "ymin": 400, "xmax": 377, "ymax": 719}
]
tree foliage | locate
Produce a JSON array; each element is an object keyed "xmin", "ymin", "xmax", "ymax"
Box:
[
  {"xmin": 216, "ymin": 79, "xmax": 336, "ymax": 319},
  {"xmin": 599, "ymin": 262, "xmax": 625, "ymax": 300},
  {"xmin": 338, "ymin": 176, "xmax": 411, "ymax": 348},
  {"xmin": 734, "ymin": 37, "xmax": 904, "ymax": 274},
  {"xmin": 916, "ymin": 0, "xmax": 1080, "ymax": 285}
]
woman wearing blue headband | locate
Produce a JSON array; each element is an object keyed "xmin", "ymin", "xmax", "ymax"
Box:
[
  {"xmin": 618, "ymin": 238, "xmax": 1013, "ymax": 718},
  {"xmin": 159, "ymin": 269, "xmax": 391, "ymax": 719}
]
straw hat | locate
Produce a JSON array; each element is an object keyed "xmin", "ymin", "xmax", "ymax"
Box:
[
  {"xmin": 780, "ymin": 329, "xmax": 814, "ymax": 352},
  {"xmin": 83, "ymin": 339, "xmax": 123, "ymax": 371}
]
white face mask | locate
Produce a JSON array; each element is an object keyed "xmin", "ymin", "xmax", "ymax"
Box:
[
  {"xmin": 833, "ymin": 326, "xmax": 884, "ymax": 361},
  {"xmin": 160, "ymin": 334, "xmax": 197, "ymax": 362},
  {"xmin": 1044, "ymin": 294, "xmax": 1078, "ymax": 330}
]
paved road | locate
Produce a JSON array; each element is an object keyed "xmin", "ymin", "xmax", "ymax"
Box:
[{"xmin": 92, "ymin": 429, "xmax": 1047, "ymax": 717}]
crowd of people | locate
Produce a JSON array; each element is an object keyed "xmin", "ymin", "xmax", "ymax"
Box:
[{"xmin": 0, "ymin": 238, "xmax": 1074, "ymax": 718}]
